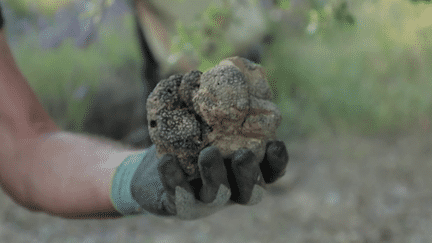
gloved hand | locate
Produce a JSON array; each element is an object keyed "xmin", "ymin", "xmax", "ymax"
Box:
[{"xmin": 110, "ymin": 141, "xmax": 288, "ymax": 220}]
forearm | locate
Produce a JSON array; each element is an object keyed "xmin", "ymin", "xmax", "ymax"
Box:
[
  {"xmin": 11, "ymin": 132, "xmax": 136, "ymax": 219},
  {"xmin": 0, "ymin": 31, "xmax": 58, "ymax": 139},
  {"xmin": 0, "ymin": 29, "xmax": 136, "ymax": 219}
]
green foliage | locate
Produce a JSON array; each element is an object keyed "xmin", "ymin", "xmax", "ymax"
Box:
[
  {"xmin": 12, "ymin": 14, "xmax": 142, "ymax": 130},
  {"xmin": 10, "ymin": 0, "xmax": 432, "ymax": 138},
  {"xmin": 277, "ymin": 0, "xmax": 291, "ymax": 10},
  {"xmin": 170, "ymin": 4, "xmax": 235, "ymax": 71},
  {"xmin": 80, "ymin": 0, "xmax": 117, "ymax": 25},
  {"xmin": 267, "ymin": 0, "xmax": 432, "ymax": 136},
  {"xmin": 305, "ymin": 0, "xmax": 356, "ymax": 37},
  {"xmin": 4, "ymin": 0, "xmax": 72, "ymax": 16}
]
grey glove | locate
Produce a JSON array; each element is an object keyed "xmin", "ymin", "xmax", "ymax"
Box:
[{"xmin": 127, "ymin": 141, "xmax": 288, "ymax": 220}]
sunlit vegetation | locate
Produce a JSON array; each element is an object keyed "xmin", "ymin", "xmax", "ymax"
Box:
[{"xmin": 5, "ymin": 0, "xmax": 432, "ymax": 137}]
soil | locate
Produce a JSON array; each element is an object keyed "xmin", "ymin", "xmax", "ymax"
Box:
[{"xmin": 0, "ymin": 130, "xmax": 431, "ymax": 243}]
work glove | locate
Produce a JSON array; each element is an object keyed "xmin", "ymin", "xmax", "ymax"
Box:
[{"xmin": 110, "ymin": 141, "xmax": 288, "ymax": 220}]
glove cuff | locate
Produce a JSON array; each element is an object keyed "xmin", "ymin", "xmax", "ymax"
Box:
[{"xmin": 110, "ymin": 150, "xmax": 150, "ymax": 216}]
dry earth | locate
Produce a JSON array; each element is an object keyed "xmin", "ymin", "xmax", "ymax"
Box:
[{"xmin": 0, "ymin": 131, "xmax": 431, "ymax": 243}]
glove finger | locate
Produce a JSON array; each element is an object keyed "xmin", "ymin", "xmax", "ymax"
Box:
[
  {"xmin": 159, "ymin": 153, "xmax": 231, "ymax": 220},
  {"xmin": 175, "ymin": 184, "xmax": 232, "ymax": 220},
  {"xmin": 260, "ymin": 140, "xmax": 289, "ymax": 184},
  {"xmin": 228, "ymin": 149, "xmax": 264, "ymax": 205},
  {"xmin": 158, "ymin": 154, "xmax": 194, "ymax": 196},
  {"xmin": 197, "ymin": 146, "xmax": 230, "ymax": 203}
]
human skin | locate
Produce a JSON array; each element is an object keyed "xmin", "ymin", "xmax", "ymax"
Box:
[{"xmin": 0, "ymin": 31, "xmax": 133, "ymax": 219}]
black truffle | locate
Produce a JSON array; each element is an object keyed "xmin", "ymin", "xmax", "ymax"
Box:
[{"xmin": 147, "ymin": 57, "xmax": 281, "ymax": 178}]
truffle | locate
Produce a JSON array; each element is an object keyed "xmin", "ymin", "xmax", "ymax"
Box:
[{"xmin": 147, "ymin": 57, "xmax": 282, "ymax": 178}]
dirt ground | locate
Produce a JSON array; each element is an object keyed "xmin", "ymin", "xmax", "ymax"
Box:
[{"xmin": 0, "ymin": 130, "xmax": 431, "ymax": 243}]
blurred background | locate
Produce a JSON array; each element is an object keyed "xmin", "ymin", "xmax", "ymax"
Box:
[{"xmin": 1, "ymin": 0, "xmax": 432, "ymax": 242}]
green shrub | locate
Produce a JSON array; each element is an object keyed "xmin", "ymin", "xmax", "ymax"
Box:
[
  {"xmin": 267, "ymin": 0, "xmax": 432, "ymax": 137},
  {"xmin": 11, "ymin": 14, "xmax": 142, "ymax": 130},
  {"xmin": 9, "ymin": 0, "xmax": 432, "ymax": 138}
]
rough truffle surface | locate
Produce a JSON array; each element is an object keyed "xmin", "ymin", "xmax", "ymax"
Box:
[{"xmin": 147, "ymin": 57, "xmax": 282, "ymax": 178}]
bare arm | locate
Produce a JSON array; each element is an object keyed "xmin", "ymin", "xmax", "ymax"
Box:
[
  {"xmin": 17, "ymin": 132, "xmax": 136, "ymax": 219},
  {"xmin": 0, "ymin": 30, "xmax": 135, "ymax": 219}
]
